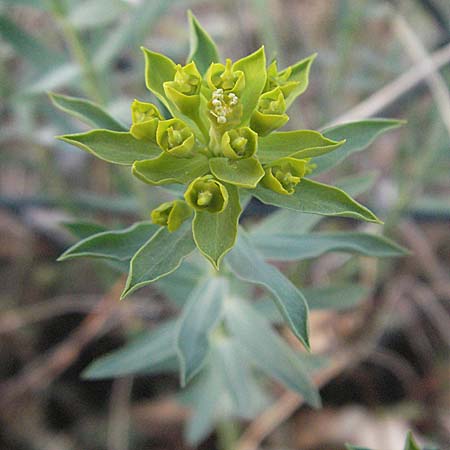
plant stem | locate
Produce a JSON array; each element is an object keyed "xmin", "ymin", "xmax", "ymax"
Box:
[
  {"xmin": 49, "ymin": 0, "xmax": 104, "ymax": 104},
  {"xmin": 383, "ymin": 121, "xmax": 443, "ymax": 233},
  {"xmin": 217, "ymin": 420, "xmax": 240, "ymax": 450}
]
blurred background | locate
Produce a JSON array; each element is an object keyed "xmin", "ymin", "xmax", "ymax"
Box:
[{"xmin": 0, "ymin": 0, "xmax": 449, "ymax": 449}]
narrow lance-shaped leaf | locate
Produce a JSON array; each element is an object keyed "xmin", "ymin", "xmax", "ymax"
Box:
[
  {"xmin": 58, "ymin": 222, "xmax": 158, "ymax": 261},
  {"xmin": 251, "ymin": 231, "xmax": 408, "ymax": 261},
  {"xmin": 63, "ymin": 221, "xmax": 108, "ymax": 239},
  {"xmin": 121, "ymin": 221, "xmax": 196, "ymax": 298},
  {"xmin": 133, "ymin": 153, "xmax": 209, "ymax": 185},
  {"xmin": 250, "ymin": 209, "xmax": 322, "ymax": 237},
  {"xmin": 258, "ymin": 129, "xmax": 344, "ymax": 163},
  {"xmin": 183, "ymin": 364, "xmax": 222, "ymax": 446},
  {"xmin": 176, "ymin": 277, "xmax": 227, "ymax": 386},
  {"xmin": 253, "ymin": 178, "xmax": 381, "ymax": 223},
  {"xmin": 212, "ymin": 337, "xmax": 270, "ymax": 418},
  {"xmin": 226, "ymin": 231, "xmax": 310, "ymax": 349},
  {"xmin": 233, "ymin": 47, "xmax": 267, "ymax": 124},
  {"xmin": 82, "ymin": 319, "xmax": 178, "ymax": 379},
  {"xmin": 315, "ymin": 118, "xmax": 405, "ymax": 174},
  {"xmin": 283, "ymin": 53, "xmax": 317, "ymax": 108},
  {"xmin": 50, "ymin": 93, "xmax": 127, "ymax": 131},
  {"xmin": 334, "ymin": 171, "xmax": 378, "ymax": 197},
  {"xmin": 224, "ymin": 297, "xmax": 320, "ymax": 407},
  {"xmin": 57, "ymin": 130, "xmax": 161, "ymax": 165},
  {"xmin": 187, "ymin": 10, "xmax": 220, "ymax": 74},
  {"xmin": 256, "ymin": 284, "xmax": 370, "ymax": 323},
  {"xmin": 193, "ymin": 184, "xmax": 241, "ymax": 269}
]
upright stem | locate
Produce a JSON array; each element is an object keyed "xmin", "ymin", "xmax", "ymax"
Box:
[
  {"xmin": 49, "ymin": 0, "xmax": 104, "ymax": 104},
  {"xmin": 217, "ymin": 419, "xmax": 240, "ymax": 450}
]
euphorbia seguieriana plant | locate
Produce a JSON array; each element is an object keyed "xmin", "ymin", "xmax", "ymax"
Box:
[{"xmin": 53, "ymin": 12, "xmax": 406, "ymax": 445}]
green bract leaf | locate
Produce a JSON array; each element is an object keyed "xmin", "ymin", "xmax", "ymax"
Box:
[
  {"xmin": 187, "ymin": 11, "xmax": 220, "ymax": 75},
  {"xmin": 250, "ymin": 87, "xmax": 289, "ymax": 136},
  {"xmin": 192, "ymin": 184, "xmax": 241, "ymax": 269},
  {"xmin": 282, "ymin": 53, "xmax": 317, "ymax": 108},
  {"xmin": 233, "ymin": 47, "xmax": 267, "ymax": 124},
  {"xmin": 226, "ymin": 232, "xmax": 310, "ymax": 349},
  {"xmin": 261, "ymin": 157, "xmax": 309, "ymax": 195},
  {"xmin": 253, "ymin": 178, "xmax": 382, "ymax": 223},
  {"xmin": 315, "ymin": 118, "xmax": 405, "ymax": 174},
  {"xmin": 58, "ymin": 222, "xmax": 158, "ymax": 262},
  {"xmin": 221, "ymin": 127, "xmax": 258, "ymax": 159},
  {"xmin": 251, "ymin": 232, "xmax": 408, "ymax": 261},
  {"xmin": 209, "ymin": 157, "xmax": 264, "ymax": 188},
  {"xmin": 225, "ymin": 297, "xmax": 320, "ymax": 407},
  {"xmin": 345, "ymin": 446, "xmax": 372, "ymax": 450},
  {"xmin": 130, "ymin": 99, "xmax": 163, "ymax": 141},
  {"xmin": 176, "ymin": 277, "xmax": 227, "ymax": 385},
  {"xmin": 132, "ymin": 153, "xmax": 209, "ymax": 185},
  {"xmin": 82, "ymin": 320, "xmax": 178, "ymax": 379},
  {"xmin": 185, "ymin": 176, "xmax": 229, "ymax": 213},
  {"xmin": 151, "ymin": 200, "xmax": 192, "ymax": 232},
  {"xmin": 121, "ymin": 221, "xmax": 196, "ymax": 298},
  {"xmin": 141, "ymin": 47, "xmax": 177, "ymax": 109},
  {"xmin": 57, "ymin": 130, "xmax": 160, "ymax": 165},
  {"xmin": 50, "ymin": 93, "xmax": 127, "ymax": 131},
  {"xmin": 258, "ymin": 130, "xmax": 344, "ymax": 163}
]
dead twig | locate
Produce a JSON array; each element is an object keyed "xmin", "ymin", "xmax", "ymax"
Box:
[
  {"xmin": 325, "ymin": 41, "xmax": 450, "ymax": 127},
  {"xmin": 394, "ymin": 13, "xmax": 450, "ymax": 138},
  {"xmin": 0, "ymin": 277, "xmax": 126, "ymax": 409}
]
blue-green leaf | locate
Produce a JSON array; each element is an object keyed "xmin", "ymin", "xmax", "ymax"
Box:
[
  {"xmin": 251, "ymin": 232, "xmax": 408, "ymax": 261},
  {"xmin": 50, "ymin": 93, "xmax": 126, "ymax": 131},
  {"xmin": 121, "ymin": 221, "xmax": 196, "ymax": 298},
  {"xmin": 58, "ymin": 222, "xmax": 158, "ymax": 262},
  {"xmin": 176, "ymin": 277, "xmax": 227, "ymax": 386},
  {"xmin": 256, "ymin": 284, "xmax": 370, "ymax": 322},
  {"xmin": 315, "ymin": 119, "xmax": 405, "ymax": 174},
  {"xmin": 225, "ymin": 297, "xmax": 321, "ymax": 407},
  {"xmin": 82, "ymin": 320, "xmax": 177, "ymax": 379},
  {"xmin": 253, "ymin": 178, "xmax": 381, "ymax": 223},
  {"xmin": 57, "ymin": 130, "xmax": 161, "ymax": 165},
  {"xmin": 226, "ymin": 232, "xmax": 310, "ymax": 349}
]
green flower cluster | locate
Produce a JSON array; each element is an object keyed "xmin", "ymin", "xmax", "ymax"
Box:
[
  {"xmin": 130, "ymin": 47, "xmax": 320, "ymax": 226},
  {"xmin": 57, "ymin": 13, "xmax": 360, "ymax": 269}
]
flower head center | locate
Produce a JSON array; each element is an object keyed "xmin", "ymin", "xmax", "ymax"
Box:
[
  {"xmin": 209, "ymin": 89, "xmax": 239, "ymax": 124},
  {"xmin": 197, "ymin": 190, "xmax": 213, "ymax": 206}
]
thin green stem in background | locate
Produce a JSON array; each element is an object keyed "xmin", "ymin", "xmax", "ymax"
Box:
[
  {"xmin": 217, "ymin": 419, "xmax": 240, "ymax": 450},
  {"xmin": 48, "ymin": 0, "xmax": 105, "ymax": 104}
]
